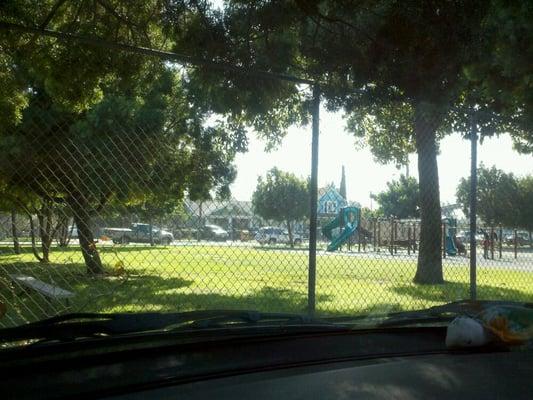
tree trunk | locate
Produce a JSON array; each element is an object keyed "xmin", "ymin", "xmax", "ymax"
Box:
[
  {"xmin": 57, "ymin": 216, "xmax": 70, "ymax": 247},
  {"xmin": 149, "ymin": 215, "xmax": 154, "ymax": 246},
  {"xmin": 11, "ymin": 211, "xmax": 20, "ymax": 255},
  {"xmin": 28, "ymin": 214, "xmax": 43, "ymax": 263},
  {"xmin": 413, "ymin": 103, "xmax": 444, "ymax": 284},
  {"xmin": 69, "ymin": 195, "xmax": 104, "ymax": 275},
  {"xmin": 37, "ymin": 209, "xmax": 51, "ymax": 264},
  {"xmin": 287, "ymin": 220, "xmax": 294, "ymax": 248}
]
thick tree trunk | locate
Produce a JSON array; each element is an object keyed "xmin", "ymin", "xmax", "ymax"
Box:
[
  {"xmin": 287, "ymin": 220, "xmax": 294, "ymax": 248},
  {"xmin": 413, "ymin": 104, "xmax": 444, "ymax": 284},
  {"xmin": 69, "ymin": 195, "xmax": 104, "ymax": 275},
  {"xmin": 11, "ymin": 211, "xmax": 20, "ymax": 255}
]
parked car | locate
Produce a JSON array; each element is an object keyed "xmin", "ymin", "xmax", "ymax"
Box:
[
  {"xmin": 505, "ymin": 232, "xmax": 530, "ymax": 246},
  {"xmin": 455, "ymin": 230, "xmax": 485, "ymax": 244},
  {"xmin": 201, "ymin": 224, "xmax": 229, "ymax": 241},
  {"xmin": 255, "ymin": 227, "xmax": 302, "ymax": 245},
  {"xmin": 67, "ymin": 225, "xmax": 79, "ymax": 238},
  {"xmin": 103, "ymin": 223, "xmax": 174, "ymax": 245}
]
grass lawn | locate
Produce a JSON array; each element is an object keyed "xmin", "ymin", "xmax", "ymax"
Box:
[{"xmin": 1, "ymin": 244, "xmax": 532, "ymax": 327}]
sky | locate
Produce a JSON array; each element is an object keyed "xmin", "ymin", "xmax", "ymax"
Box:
[{"xmin": 230, "ymin": 107, "xmax": 533, "ymax": 208}]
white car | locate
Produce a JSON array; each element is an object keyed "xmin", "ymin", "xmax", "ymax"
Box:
[
  {"xmin": 456, "ymin": 230, "xmax": 485, "ymax": 244},
  {"xmin": 255, "ymin": 227, "xmax": 302, "ymax": 245},
  {"xmin": 67, "ymin": 225, "xmax": 79, "ymax": 238}
]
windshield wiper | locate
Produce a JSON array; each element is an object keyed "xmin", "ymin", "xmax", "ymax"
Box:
[
  {"xmin": 0, "ymin": 310, "xmax": 342, "ymax": 343},
  {"xmin": 326, "ymin": 300, "xmax": 533, "ymax": 328}
]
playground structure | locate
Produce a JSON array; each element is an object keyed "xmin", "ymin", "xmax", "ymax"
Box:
[
  {"xmin": 321, "ymin": 207, "xmax": 360, "ymax": 252},
  {"xmin": 321, "ymin": 209, "xmax": 460, "ymax": 257}
]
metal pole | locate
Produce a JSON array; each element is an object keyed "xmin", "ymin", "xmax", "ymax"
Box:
[
  {"xmin": 413, "ymin": 223, "xmax": 417, "ymax": 253},
  {"xmin": 308, "ymin": 85, "xmax": 320, "ymax": 315},
  {"xmin": 373, "ymin": 219, "xmax": 377, "ymax": 251},
  {"xmin": 408, "ymin": 225, "xmax": 412, "ymax": 255},
  {"xmin": 377, "ymin": 220, "xmax": 381, "ymax": 252},
  {"xmin": 390, "ymin": 218, "xmax": 394, "ymax": 255},
  {"xmin": 469, "ymin": 114, "xmax": 478, "ymax": 301},
  {"xmin": 514, "ymin": 229, "xmax": 518, "ymax": 259},
  {"xmin": 442, "ymin": 221, "xmax": 447, "ymax": 259},
  {"xmin": 499, "ymin": 225, "xmax": 503, "ymax": 259},
  {"xmin": 490, "ymin": 227, "xmax": 495, "ymax": 260}
]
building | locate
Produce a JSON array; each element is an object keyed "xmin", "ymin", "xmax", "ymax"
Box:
[{"xmin": 318, "ymin": 184, "xmax": 347, "ymax": 216}]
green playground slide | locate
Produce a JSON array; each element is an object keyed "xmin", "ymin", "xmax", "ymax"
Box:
[
  {"xmin": 443, "ymin": 217, "xmax": 458, "ymax": 256},
  {"xmin": 445, "ymin": 235, "xmax": 458, "ymax": 256},
  {"xmin": 322, "ymin": 207, "xmax": 360, "ymax": 252}
]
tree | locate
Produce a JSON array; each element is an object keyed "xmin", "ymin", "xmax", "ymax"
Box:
[
  {"xmin": 456, "ymin": 165, "xmax": 520, "ymax": 227},
  {"xmin": 516, "ymin": 176, "xmax": 533, "ymax": 246},
  {"xmin": 252, "ymin": 168, "xmax": 309, "ymax": 247},
  {"xmin": 372, "ymin": 176, "xmax": 420, "ymax": 219},
  {"xmin": 10, "ymin": 210, "xmax": 20, "ymax": 254},
  {"xmin": 339, "ymin": 166, "xmax": 347, "ymax": 200},
  {"xmin": 473, "ymin": 1, "xmax": 533, "ymax": 154},
  {"xmin": 0, "ymin": 3, "xmax": 248, "ymax": 273},
  {"xmin": 166, "ymin": 1, "xmax": 500, "ymax": 284}
]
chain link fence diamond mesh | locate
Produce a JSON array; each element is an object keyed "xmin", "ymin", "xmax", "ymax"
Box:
[{"xmin": 0, "ymin": 36, "xmax": 532, "ymax": 328}]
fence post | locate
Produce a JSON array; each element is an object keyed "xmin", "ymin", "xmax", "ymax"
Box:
[
  {"xmin": 499, "ymin": 225, "xmax": 503, "ymax": 259},
  {"xmin": 357, "ymin": 226, "xmax": 361, "ymax": 252},
  {"xmin": 377, "ymin": 220, "xmax": 381, "ymax": 253},
  {"xmin": 413, "ymin": 223, "xmax": 417, "ymax": 253},
  {"xmin": 442, "ymin": 221, "xmax": 446, "ymax": 259},
  {"xmin": 407, "ymin": 225, "xmax": 412, "ymax": 256},
  {"xmin": 392, "ymin": 219, "xmax": 398, "ymax": 254},
  {"xmin": 514, "ymin": 229, "xmax": 518, "ymax": 259},
  {"xmin": 389, "ymin": 218, "xmax": 394, "ymax": 255},
  {"xmin": 490, "ymin": 227, "xmax": 495, "ymax": 260},
  {"xmin": 469, "ymin": 113, "xmax": 478, "ymax": 301},
  {"xmin": 373, "ymin": 218, "xmax": 377, "ymax": 251},
  {"xmin": 307, "ymin": 85, "xmax": 320, "ymax": 316}
]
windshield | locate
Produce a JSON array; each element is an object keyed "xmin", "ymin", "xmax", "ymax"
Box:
[{"xmin": 0, "ymin": 2, "xmax": 532, "ymax": 347}]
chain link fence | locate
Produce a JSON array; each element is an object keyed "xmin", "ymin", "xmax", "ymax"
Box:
[{"xmin": 0, "ymin": 33, "xmax": 532, "ymax": 328}]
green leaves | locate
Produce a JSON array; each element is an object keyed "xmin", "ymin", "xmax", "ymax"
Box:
[
  {"xmin": 456, "ymin": 164, "xmax": 525, "ymax": 227},
  {"xmin": 372, "ymin": 175, "xmax": 420, "ymax": 219},
  {"xmin": 252, "ymin": 168, "xmax": 309, "ymax": 224}
]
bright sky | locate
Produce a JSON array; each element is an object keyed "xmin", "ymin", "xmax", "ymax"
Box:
[{"xmin": 230, "ymin": 108, "xmax": 533, "ymax": 208}]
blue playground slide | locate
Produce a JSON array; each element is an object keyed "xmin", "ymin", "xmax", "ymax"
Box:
[
  {"xmin": 322, "ymin": 207, "xmax": 360, "ymax": 252},
  {"xmin": 443, "ymin": 217, "xmax": 458, "ymax": 256},
  {"xmin": 445, "ymin": 235, "xmax": 458, "ymax": 256}
]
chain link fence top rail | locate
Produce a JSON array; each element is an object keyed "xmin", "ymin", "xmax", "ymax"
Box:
[{"xmin": 1, "ymin": 36, "xmax": 532, "ymax": 328}]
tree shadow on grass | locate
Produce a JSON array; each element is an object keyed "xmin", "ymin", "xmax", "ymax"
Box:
[
  {"xmin": 0, "ymin": 260, "xmax": 336, "ymax": 326},
  {"xmin": 391, "ymin": 281, "xmax": 533, "ymax": 303},
  {"xmin": 92, "ymin": 276, "xmax": 332, "ymax": 315}
]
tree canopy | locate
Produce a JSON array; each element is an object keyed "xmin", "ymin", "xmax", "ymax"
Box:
[
  {"xmin": 252, "ymin": 168, "xmax": 309, "ymax": 247},
  {"xmin": 0, "ymin": 2, "xmax": 248, "ymax": 273},
  {"xmin": 456, "ymin": 164, "xmax": 520, "ymax": 227},
  {"xmin": 163, "ymin": 0, "xmax": 533, "ymax": 283},
  {"xmin": 372, "ymin": 175, "xmax": 420, "ymax": 219}
]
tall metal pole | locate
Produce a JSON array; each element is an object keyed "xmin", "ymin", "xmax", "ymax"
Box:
[
  {"xmin": 308, "ymin": 85, "xmax": 320, "ymax": 315},
  {"xmin": 469, "ymin": 113, "xmax": 478, "ymax": 301}
]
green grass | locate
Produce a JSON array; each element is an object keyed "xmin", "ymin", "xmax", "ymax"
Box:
[{"xmin": 1, "ymin": 244, "xmax": 532, "ymax": 327}]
